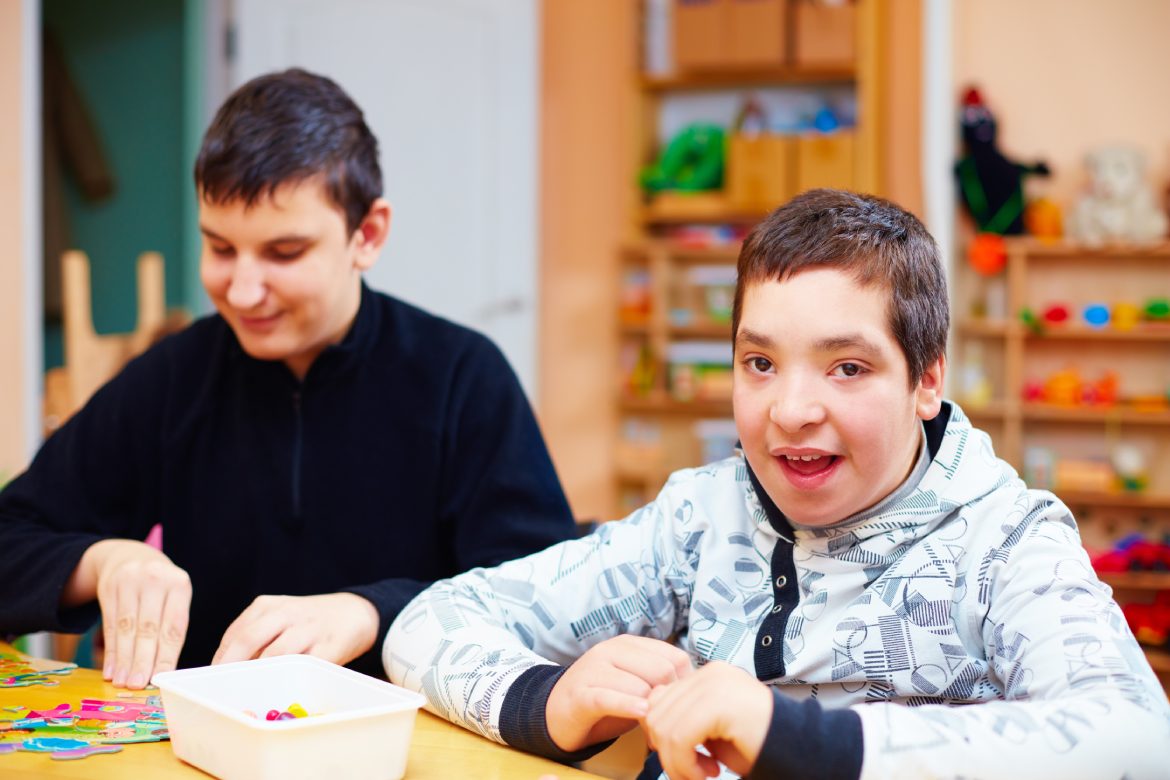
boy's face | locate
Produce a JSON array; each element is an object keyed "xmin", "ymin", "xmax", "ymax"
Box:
[
  {"xmin": 732, "ymin": 269, "xmax": 944, "ymax": 527},
  {"xmin": 198, "ymin": 179, "xmax": 389, "ymax": 378}
]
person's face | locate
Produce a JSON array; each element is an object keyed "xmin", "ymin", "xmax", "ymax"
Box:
[
  {"xmin": 198, "ymin": 179, "xmax": 390, "ymax": 378},
  {"xmin": 732, "ymin": 269, "xmax": 944, "ymax": 527}
]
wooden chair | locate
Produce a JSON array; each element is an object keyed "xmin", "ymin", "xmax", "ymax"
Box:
[{"xmin": 43, "ymin": 249, "xmax": 170, "ymax": 433}]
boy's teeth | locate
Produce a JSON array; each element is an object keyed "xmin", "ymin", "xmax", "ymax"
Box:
[{"xmin": 787, "ymin": 454, "xmax": 822, "ymax": 461}]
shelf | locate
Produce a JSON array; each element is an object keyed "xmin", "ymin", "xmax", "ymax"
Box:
[
  {"xmin": 641, "ymin": 198, "xmax": 768, "ymax": 226},
  {"xmin": 958, "ymin": 320, "xmax": 1170, "ymax": 342},
  {"xmin": 624, "ymin": 240, "xmax": 742, "ymax": 263},
  {"xmin": 1098, "ymin": 571, "xmax": 1170, "ymax": 591},
  {"xmin": 641, "ymin": 65, "xmax": 855, "ymax": 92},
  {"xmin": 1009, "ymin": 238, "xmax": 1170, "ymax": 260},
  {"xmin": 1147, "ymin": 648, "xmax": 1170, "ymax": 674},
  {"xmin": 1022, "ymin": 403, "xmax": 1170, "ymax": 425},
  {"xmin": 960, "ymin": 401, "xmax": 1011, "ymax": 420},
  {"xmin": 1057, "ymin": 490, "xmax": 1170, "ymax": 511},
  {"xmin": 1028, "ymin": 325, "xmax": 1170, "ymax": 342},
  {"xmin": 620, "ymin": 395, "xmax": 732, "ymax": 417}
]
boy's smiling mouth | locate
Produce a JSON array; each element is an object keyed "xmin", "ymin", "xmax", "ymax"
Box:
[{"xmin": 772, "ymin": 450, "xmax": 841, "ymax": 488}]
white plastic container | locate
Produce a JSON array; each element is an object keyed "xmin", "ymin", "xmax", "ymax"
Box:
[{"xmin": 152, "ymin": 655, "xmax": 425, "ymax": 780}]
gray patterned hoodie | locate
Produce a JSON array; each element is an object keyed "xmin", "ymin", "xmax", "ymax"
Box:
[{"xmin": 385, "ymin": 403, "xmax": 1170, "ymax": 779}]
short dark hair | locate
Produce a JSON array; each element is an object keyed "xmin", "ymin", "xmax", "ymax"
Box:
[
  {"xmin": 732, "ymin": 189, "xmax": 948, "ymax": 386},
  {"xmin": 194, "ymin": 68, "xmax": 382, "ymax": 234}
]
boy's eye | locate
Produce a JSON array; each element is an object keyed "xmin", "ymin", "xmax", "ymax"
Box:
[
  {"xmin": 209, "ymin": 244, "xmax": 234, "ymax": 257},
  {"xmin": 747, "ymin": 356, "xmax": 773, "ymax": 373},
  {"xmin": 832, "ymin": 362, "xmax": 865, "ymax": 378}
]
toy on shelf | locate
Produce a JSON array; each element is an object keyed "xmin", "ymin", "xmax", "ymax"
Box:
[
  {"xmin": 954, "ymin": 87, "xmax": 1050, "ymax": 242},
  {"xmin": 1112, "ymin": 443, "xmax": 1149, "ymax": 493},
  {"xmin": 640, "ymin": 123, "xmax": 725, "ymax": 194},
  {"xmin": 1070, "ymin": 145, "xmax": 1168, "ymax": 245},
  {"xmin": 1028, "ymin": 368, "xmax": 1119, "ymax": 408},
  {"xmin": 1042, "ymin": 303, "xmax": 1070, "ymax": 325},
  {"xmin": 1091, "ymin": 534, "xmax": 1170, "ymax": 573},
  {"xmin": 1146, "ymin": 298, "xmax": 1170, "ymax": 322},
  {"xmin": 1023, "ymin": 196, "xmax": 1063, "ymax": 240},
  {"xmin": 1113, "ymin": 302, "xmax": 1143, "ymax": 331},
  {"xmin": 1082, "ymin": 303, "xmax": 1110, "ymax": 328}
]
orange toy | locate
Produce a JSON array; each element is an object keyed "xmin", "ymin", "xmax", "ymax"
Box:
[
  {"xmin": 968, "ymin": 233, "xmax": 1007, "ymax": 276},
  {"xmin": 1042, "ymin": 368, "xmax": 1080, "ymax": 406}
]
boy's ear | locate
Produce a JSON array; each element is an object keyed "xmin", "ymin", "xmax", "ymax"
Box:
[
  {"xmin": 352, "ymin": 198, "xmax": 392, "ymax": 271},
  {"xmin": 915, "ymin": 354, "xmax": 946, "ymax": 420}
]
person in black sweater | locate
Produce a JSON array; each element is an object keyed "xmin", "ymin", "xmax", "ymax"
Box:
[{"xmin": 0, "ymin": 68, "xmax": 576, "ymax": 688}]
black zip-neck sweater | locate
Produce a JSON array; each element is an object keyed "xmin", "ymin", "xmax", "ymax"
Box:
[{"xmin": 0, "ymin": 283, "xmax": 576, "ymax": 676}]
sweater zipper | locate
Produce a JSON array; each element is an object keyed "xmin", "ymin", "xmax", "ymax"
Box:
[{"xmin": 291, "ymin": 389, "xmax": 303, "ymax": 519}]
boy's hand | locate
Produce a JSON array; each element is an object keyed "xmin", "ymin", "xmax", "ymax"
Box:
[
  {"xmin": 546, "ymin": 635, "xmax": 693, "ymax": 752},
  {"xmin": 642, "ymin": 661, "xmax": 772, "ymax": 780},
  {"xmin": 212, "ymin": 592, "xmax": 379, "ymax": 667},
  {"xmin": 66, "ymin": 538, "xmax": 192, "ymax": 689}
]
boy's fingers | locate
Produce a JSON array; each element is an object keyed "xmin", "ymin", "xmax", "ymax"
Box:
[{"xmin": 586, "ymin": 685, "xmax": 649, "ymax": 720}]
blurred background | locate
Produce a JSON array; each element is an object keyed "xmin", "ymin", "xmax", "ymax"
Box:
[{"xmin": 2, "ymin": 0, "xmax": 1170, "ymax": 697}]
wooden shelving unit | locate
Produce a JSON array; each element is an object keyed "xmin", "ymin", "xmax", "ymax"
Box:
[
  {"xmin": 954, "ymin": 238, "xmax": 1170, "ymax": 685},
  {"xmin": 614, "ymin": 0, "xmax": 885, "ymax": 516}
]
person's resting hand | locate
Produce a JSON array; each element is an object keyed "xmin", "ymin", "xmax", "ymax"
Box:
[
  {"xmin": 642, "ymin": 661, "xmax": 772, "ymax": 780},
  {"xmin": 65, "ymin": 538, "xmax": 192, "ymax": 689},
  {"xmin": 212, "ymin": 592, "xmax": 379, "ymax": 667},
  {"xmin": 546, "ymin": 635, "xmax": 693, "ymax": 753}
]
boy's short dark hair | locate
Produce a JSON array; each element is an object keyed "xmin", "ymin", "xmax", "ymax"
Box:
[
  {"xmin": 733, "ymin": 189, "xmax": 949, "ymax": 385},
  {"xmin": 194, "ymin": 68, "xmax": 382, "ymax": 235}
]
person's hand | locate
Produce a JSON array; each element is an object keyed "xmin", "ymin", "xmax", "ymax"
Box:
[
  {"xmin": 68, "ymin": 539, "xmax": 192, "ymax": 689},
  {"xmin": 642, "ymin": 661, "xmax": 772, "ymax": 780},
  {"xmin": 546, "ymin": 635, "xmax": 693, "ymax": 753},
  {"xmin": 212, "ymin": 592, "xmax": 379, "ymax": 666}
]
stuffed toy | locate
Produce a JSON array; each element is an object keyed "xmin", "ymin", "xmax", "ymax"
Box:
[
  {"xmin": 640, "ymin": 123, "xmax": 725, "ymax": 193},
  {"xmin": 954, "ymin": 87, "xmax": 1049, "ymax": 236},
  {"xmin": 1070, "ymin": 145, "xmax": 1168, "ymax": 245}
]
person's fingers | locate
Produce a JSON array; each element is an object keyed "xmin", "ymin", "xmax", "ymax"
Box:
[
  {"xmin": 607, "ymin": 635, "xmax": 694, "ymax": 685},
  {"xmin": 151, "ymin": 577, "xmax": 192, "ymax": 679},
  {"xmin": 214, "ymin": 600, "xmax": 286, "ymax": 665},
  {"xmin": 126, "ymin": 583, "xmax": 166, "ymax": 689},
  {"xmin": 260, "ymin": 626, "xmax": 315, "ymax": 660},
  {"xmin": 97, "ymin": 583, "xmax": 118, "ymax": 681},
  {"xmin": 111, "ymin": 578, "xmax": 140, "ymax": 687},
  {"xmin": 582, "ymin": 683, "xmax": 650, "ymax": 721}
]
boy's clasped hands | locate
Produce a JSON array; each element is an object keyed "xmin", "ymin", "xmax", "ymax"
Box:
[{"xmin": 547, "ymin": 635, "xmax": 771, "ymax": 780}]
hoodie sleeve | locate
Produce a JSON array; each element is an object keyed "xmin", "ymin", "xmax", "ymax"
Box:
[
  {"xmin": 849, "ymin": 497, "xmax": 1170, "ymax": 779},
  {"xmin": 383, "ymin": 478, "xmax": 699, "ymax": 755}
]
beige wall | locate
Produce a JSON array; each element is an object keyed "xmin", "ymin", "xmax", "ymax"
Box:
[
  {"xmin": 0, "ymin": 1, "xmax": 35, "ymax": 479},
  {"xmin": 538, "ymin": 1, "xmax": 637, "ymax": 522},
  {"xmin": 954, "ymin": 0, "xmax": 1170, "ymax": 207}
]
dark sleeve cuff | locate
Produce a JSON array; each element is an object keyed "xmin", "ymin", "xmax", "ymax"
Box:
[
  {"xmin": 499, "ymin": 664, "xmax": 616, "ymax": 764},
  {"xmin": 747, "ymin": 689, "xmax": 863, "ymax": 780},
  {"xmin": 340, "ymin": 578, "xmax": 430, "ymax": 678}
]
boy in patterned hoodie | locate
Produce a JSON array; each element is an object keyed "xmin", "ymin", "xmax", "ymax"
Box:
[{"xmin": 384, "ymin": 189, "xmax": 1170, "ymax": 779}]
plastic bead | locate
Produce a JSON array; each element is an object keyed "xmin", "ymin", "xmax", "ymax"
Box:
[
  {"xmin": 287, "ymin": 703, "xmax": 307, "ymax": 718},
  {"xmin": 265, "ymin": 709, "xmax": 280, "ymax": 721}
]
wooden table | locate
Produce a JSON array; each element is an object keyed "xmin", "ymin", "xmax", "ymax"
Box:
[{"xmin": 0, "ymin": 644, "xmax": 600, "ymax": 779}]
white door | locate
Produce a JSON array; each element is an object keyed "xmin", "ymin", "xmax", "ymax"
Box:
[{"xmin": 231, "ymin": 0, "xmax": 539, "ymax": 394}]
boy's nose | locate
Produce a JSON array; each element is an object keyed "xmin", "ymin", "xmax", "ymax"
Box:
[
  {"xmin": 768, "ymin": 384, "xmax": 827, "ymax": 432},
  {"xmin": 225, "ymin": 257, "xmax": 266, "ymax": 310}
]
